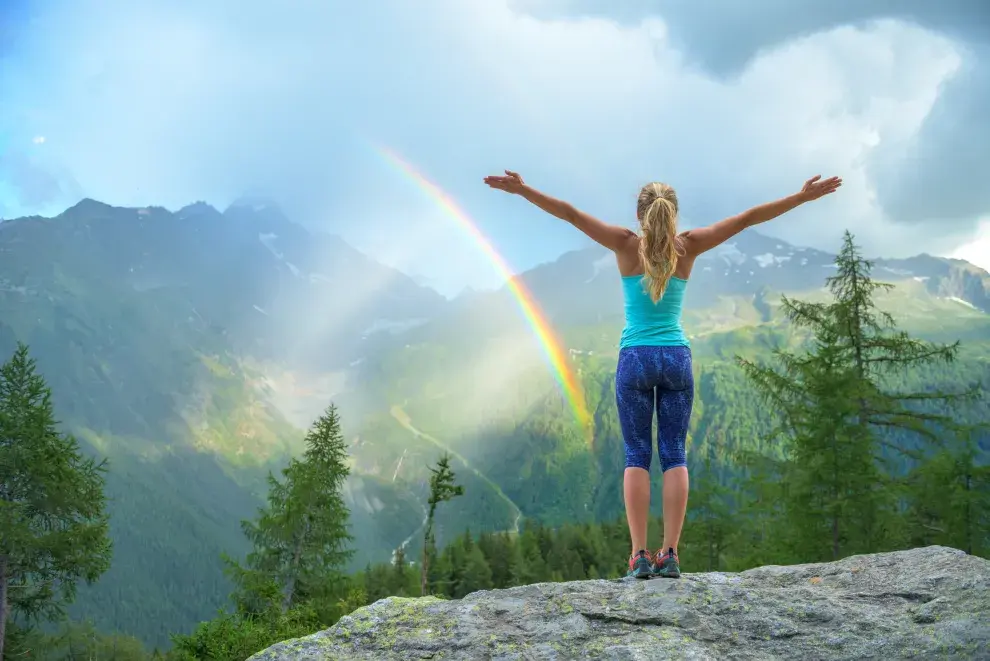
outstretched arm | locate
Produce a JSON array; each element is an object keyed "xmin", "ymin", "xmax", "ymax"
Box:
[
  {"xmin": 681, "ymin": 175, "xmax": 842, "ymax": 256},
  {"xmin": 484, "ymin": 170, "xmax": 636, "ymax": 252}
]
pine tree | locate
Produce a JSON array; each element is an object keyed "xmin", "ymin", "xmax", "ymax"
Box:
[
  {"xmin": 905, "ymin": 430, "xmax": 990, "ymax": 557},
  {"xmin": 390, "ymin": 546, "xmax": 411, "ymax": 597},
  {"xmin": 228, "ymin": 404, "xmax": 354, "ymax": 615},
  {"xmin": 421, "ymin": 454, "xmax": 463, "ymax": 596},
  {"xmin": 515, "ymin": 523, "xmax": 549, "ymax": 584},
  {"xmin": 0, "ymin": 344, "xmax": 112, "ymax": 659},
  {"xmin": 738, "ymin": 232, "xmax": 976, "ymax": 561},
  {"xmin": 452, "ymin": 535, "xmax": 493, "ymax": 598},
  {"xmin": 724, "ymin": 448, "xmax": 791, "ymax": 570},
  {"xmin": 685, "ymin": 455, "xmax": 736, "ymax": 571},
  {"xmin": 478, "ymin": 532, "xmax": 519, "ymax": 589}
]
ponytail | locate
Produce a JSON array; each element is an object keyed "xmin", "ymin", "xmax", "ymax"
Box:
[{"xmin": 636, "ymin": 183, "xmax": 681, "ymax": 303}]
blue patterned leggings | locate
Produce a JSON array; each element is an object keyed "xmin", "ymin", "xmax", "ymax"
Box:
[{"xmin": 615, "ymin": 345, "xmax": 694, "ymax": 473}]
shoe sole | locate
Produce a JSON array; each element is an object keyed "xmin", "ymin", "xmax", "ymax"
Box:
[
  {"xmin": 655, "ymin": 564, "xmax": 681, "ymax": 578},
  {"xmin": 628, "ymin": 562, "xmax": 653, "ymax": 579}
]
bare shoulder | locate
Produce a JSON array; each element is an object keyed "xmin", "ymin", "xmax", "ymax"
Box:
[
  {"xmin": 677, "ymin": 229, "xmax": 704, "ymax": 257},
  {"xmin": 615, "ymin": 235, "xmax": 643, "ymax": 276},
  {"xmin": 674, "ymin": 233, "xmax": 699, "ymax": 279}
]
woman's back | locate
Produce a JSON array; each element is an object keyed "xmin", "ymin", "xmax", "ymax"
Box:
[
  {"xmin": 482, "ymin": 166, "xmax": 843, "ymax": 579},
  {"xmin": 619, "ymin": 274, "xmax": 689, "ymax": 349}
]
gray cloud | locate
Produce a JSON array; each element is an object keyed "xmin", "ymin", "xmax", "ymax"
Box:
[
  {"xmin": 519, "ymin": 0, "xmax": 989, "ymax": 72},
  {"xmin": 868, "ymin": 40, "xmax": 990, "ymax": 227},
  {"xmin": 518, "ymin": 0, "xmax": 990, "ymax": 235},
  {"xmin": 1, "ymin": 0, "xmax": 987, "ymax": 284}
]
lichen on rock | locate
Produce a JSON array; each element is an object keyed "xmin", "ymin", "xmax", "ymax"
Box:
[{"xmin": 248, "ymin": 546, "xmax": 990, "ymax": 660}]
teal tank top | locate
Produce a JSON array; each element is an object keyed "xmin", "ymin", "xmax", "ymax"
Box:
[{"xmin": 618, "ymin": 275, "xmax": 690, "ymax": 349}]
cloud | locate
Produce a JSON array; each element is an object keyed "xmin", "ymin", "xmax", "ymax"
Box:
[
  {"xmin": 0, "ymin": 0, "xmax": 986, "ymax": 289},
  {"xmin": 514, "ymin": 0, "xmax": 990, "ymax": 247},
  {"xmin": 0, "ymin": 149, "xmax": 77, "ymax": 209},
  {"xmin": 950, "ymin": 217, "xmax": 990, "ymax": 272},
  {"xmin": 516, "ymin": 0, "xmax": 989, "ymax": 74}
]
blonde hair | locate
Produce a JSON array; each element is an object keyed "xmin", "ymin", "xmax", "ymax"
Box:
[{"xmin": 636, "ymin": 182, "xmax": 681, "ymax": 303}]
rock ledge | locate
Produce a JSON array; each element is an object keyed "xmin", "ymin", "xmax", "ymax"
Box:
[{"xmin": 249, "ymin": 546, "xmax": 989, "ymax": 660}]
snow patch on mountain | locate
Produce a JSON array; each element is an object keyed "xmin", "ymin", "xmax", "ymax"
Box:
[
  {"xmin": 712, "ymin": 242, "xmax": 747, "ymax": 266},
  {"xmin": 258, "ymin": 232, "xmax": 303, "ymax": 278},
  {"xmin": 258, "ymin": 233, "xmax": 282, "ymax": 259},
  {"xmin": 586, "ymin": 253, "xmax": 614, "ymax": 283},
  {"xmin": 361, "ymin": 318, "xmax": 428, "ymax": 337},
  {"xmin": 948, "ymin": 296, "xmax": 978, "ymax": 311},
  {"xmin": 754, "ymin": 253, "xmax": 792, "ymax": 268}
]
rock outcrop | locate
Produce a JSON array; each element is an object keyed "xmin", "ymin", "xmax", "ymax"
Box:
[{"xmin": 250, "ymin": 546, "xmax": 989, "ymax": 660}]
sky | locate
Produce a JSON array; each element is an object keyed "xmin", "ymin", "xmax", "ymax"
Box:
[{"xmin": 1, "ymin": 0, "xmax": 988, "ymax": 295}]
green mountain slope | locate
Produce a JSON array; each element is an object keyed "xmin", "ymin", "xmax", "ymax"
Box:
[
  {"xmin": 0, "ymin": 201, "xmax": 441, "ymax": 647},
  {"xmin": 1, "ymin": 200, "xmax": 986, "ymax": 648}
]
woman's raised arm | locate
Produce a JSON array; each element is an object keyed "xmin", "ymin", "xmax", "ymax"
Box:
[{"xmin": 484, "ymin": 170, "xmax": 636, "ymax": 252}]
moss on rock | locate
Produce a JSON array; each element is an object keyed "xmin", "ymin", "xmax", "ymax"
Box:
[{"xmin": 249, "ymin": 546, "xmax": 990, "ymax": 660}]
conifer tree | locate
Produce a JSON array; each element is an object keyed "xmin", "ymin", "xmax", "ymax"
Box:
[
  {"xmin": 390, "ymin": 545, "xmax": 411, "ymax": 597},
  {"xmin": 686, "ymin": 455, "xmax": 736, "ymax": 571},
  {"xmin": 421, "ymin": 454, "xmax": 463, "ymax": 596},
  {"xmin": 738, "ymin": 232, "xmax": 976, "ymax": 561},
  {"xmin": 451, "ymin": 533, "xmax": 493, "ymax": 598},
  {"xmin": 515, "ymin": 523, "xmax": 550, "ymax": 584},
  {"xmin": 228, "ymin": 404, "xmax": 353, "ymax": 615},
  {"xmin": 905, "ymin": 431, "xmax": 990, "ymax": 556},
  {"xmin": 0, "ymin": 344, "xmax": 112, "ymax": 660},
  {"xmin": 724, "ymin": 448, "xmax": 791, "ymax": 569},
  {"xmin": 478, "ymin": 532, "xmax": 519, "ymax": 589}
]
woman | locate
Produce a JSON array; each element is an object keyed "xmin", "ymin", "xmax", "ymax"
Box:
[{"xmin": 483, "ymin": 170, "xmax": 842, "ymax": 578}]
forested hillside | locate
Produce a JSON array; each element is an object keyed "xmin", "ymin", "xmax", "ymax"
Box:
[{"xmin": 0, "ymin": 200, "xmax": 986, "ymax": 651}]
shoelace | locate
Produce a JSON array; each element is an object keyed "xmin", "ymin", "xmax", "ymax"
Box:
[
  {"xmin": 629, "ymin": 550, "xmax": 653, "ymax": 567},
  {"xmin": 655, "ymin": 548, "xmax": 678, "ymax": 563}
]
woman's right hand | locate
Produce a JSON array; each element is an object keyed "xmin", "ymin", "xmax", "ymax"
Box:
[
  {"xmin": 798, "ymin": 174, "xmax": 843, "ymax": 202},
  {"xmin": 483, "ymin": 170, "xmax": 526, "ymax": 194}
]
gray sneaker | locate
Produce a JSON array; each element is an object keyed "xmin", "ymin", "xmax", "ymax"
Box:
[
  {"xmin": 653, "ymin": 547, "xmax": 680, "ymax": 578},
  {"xmin": 627, "ymin": 550, "xmax": 653, "ymax": 579}
]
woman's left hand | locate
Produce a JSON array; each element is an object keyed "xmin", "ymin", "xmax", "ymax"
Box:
[{"xmin": 483, "ymin": 170, "xmax": 526, "ymax": 194}]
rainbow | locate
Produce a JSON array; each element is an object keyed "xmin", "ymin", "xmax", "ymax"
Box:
[{"xmin": 374, "ymin": 145, "xmax": 592, "ymax": 436}]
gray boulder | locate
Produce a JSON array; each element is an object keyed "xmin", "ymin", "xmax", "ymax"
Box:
[{"xmin": 249, "ymin": 546, "xmax": 989, "ymax": 660}]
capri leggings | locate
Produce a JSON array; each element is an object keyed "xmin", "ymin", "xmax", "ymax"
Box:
[{"xmin": 615, "ymin": 345, "xmax": 694, "ymax": 473}]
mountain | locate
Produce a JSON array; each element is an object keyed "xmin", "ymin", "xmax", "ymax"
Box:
[
  {"xmin": 1, "ymin": 200, "xmax": 987, "ymax": 648},
  {"xmin": 339, "ymin": 234, "xmax": 989, "ymax": 531},
  {"xmin": 0, "ymin": 199, "xmax": 444, "ymax": 646},
  {"xmin": 463, "ymin": 229, "xmax": 990, "ymax": 332}
]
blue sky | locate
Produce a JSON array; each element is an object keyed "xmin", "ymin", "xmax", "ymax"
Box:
[{"xmin": 1, "ymin": 0, "xmax": 988, "ymax": 295}]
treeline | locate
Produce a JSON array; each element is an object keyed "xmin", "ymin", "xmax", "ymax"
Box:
[{"xmin": 1, "ymin": 232, "xmax": 988, "ymax": 661}]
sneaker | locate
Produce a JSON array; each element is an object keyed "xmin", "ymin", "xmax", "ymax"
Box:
[
  {"xmin": 627, "ymin": 550, "xmax": 653, "ymax": 579},
  {"xmin": 653, "ymin": 547, "xmax": 680, "ymax": 578}
]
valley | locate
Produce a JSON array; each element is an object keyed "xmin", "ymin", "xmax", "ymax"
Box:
[{"xmin": 0, "ymin": 199, "xmax": 987, "ymax": 648}]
